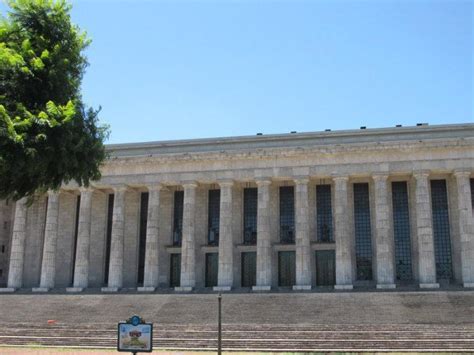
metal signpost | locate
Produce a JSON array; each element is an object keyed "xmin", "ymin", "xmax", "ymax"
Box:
[
  {"xmin": 218, "ymin": 293, "xmax": 222, "ymax": 355},
  {"xmin": 117, "ymin": 315, "xmax": 153, "ymax": 354}
]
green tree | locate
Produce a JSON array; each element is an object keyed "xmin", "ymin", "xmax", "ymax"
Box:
[{"xmin": 0, "ymin": 0, "xmax": 109, "ymax": 201}]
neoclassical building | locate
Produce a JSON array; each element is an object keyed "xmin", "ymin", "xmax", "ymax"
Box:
[{"xmin": 0, "ymin": 123, "xmax": 473, "ymax": 292}]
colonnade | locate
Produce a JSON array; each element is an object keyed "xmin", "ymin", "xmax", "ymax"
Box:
[{"xmin": 2, "ymin": 169, "xmax": 474, "ymax": 292}]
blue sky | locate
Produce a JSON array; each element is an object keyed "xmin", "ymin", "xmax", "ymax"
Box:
[{"xmin": 1, "ymin": 0, "xmax": 472, "ymax": 143}]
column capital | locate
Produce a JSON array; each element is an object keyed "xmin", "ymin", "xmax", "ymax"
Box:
[
  {"xmin": 294, "ymin": 177, "xmax": 310, "ymax": 185},
  {"xmin": 79, "ymin": 186, "xmax": 94, "ymax": 194},
  {"xmin": 332, "ymin": 175, "xmax": 349, "ymax": 182},
  {"xmin": 112, "ymin": 185, "xmax": 128, "ymax": 194},
  {"xmin": 218, "ymin": 180, "xmax": 234, "ymax": 188},
  {"xmin": 255, "ymin": 179, "xmax": 272, "ymax": 187},
  {"xmin": 182, "ymin": 181, "xmax": 198, "ymax": 189},
  {"xmin": 47, "ymin": 190, "xmax": 60, "ymax": 198},
  {"xmin": 147, "ymin": 184, "xmax": 164, "ymax": 192},
  {"xmin": 413, "ymin": 170, "xmax": 430, "ymax": 180},
  {"xmin": 453, "ymin": 169, "xmax": 472, "ymax": 179},
  {"xmin": 372, "ymin": 173, "xmax": 389, "ymax": 182}
]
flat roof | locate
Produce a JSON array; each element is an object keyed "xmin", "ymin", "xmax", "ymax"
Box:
[{"xmin": 106, "ymin": 123, "xmax": 474, "ymax": 158}]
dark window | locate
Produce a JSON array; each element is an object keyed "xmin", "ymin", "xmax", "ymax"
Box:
[
  {"xmin": 170, "ymin": 254, "xmax": 181, "ymax": 287},
  {"xmin": 71, "ymin": 195, "xmax": 80, "ymax": 286},
  {"xmin": 354, "ymin": 183, "xmax": 373, "ymax": 281},
  {"xmin": 208, "ymin": 190, "xmax": 220, "ymax": 246},
  {"xmin": 241, "ymin": 252, "xmax": 256, "ymax": 287},
  {"xmin": 471, "ymin": 179, "xmax": 474, "ymax": 210},
  {"xmin": 205, "ymin": 253, "xmax": 218, "ymax": 287},
  {"xmin": 243, "ymin": 188, "xmax": 257, "ymax": 244},
  {"xmin": 392, "ymin": 182, "xmax": 413, "ymax": 281},
  {"xmin": 173, "ymin": 191, "xmax": 184, "ymax": 246},
  {"xmin": 278, "ymin": 251, "xmax": 296, "ymax": 287},
  {"xmin": 103, "ymin": 194, "xmax": 114, "ymax": 285},
  {"xmin": 137, "ymin": 192, "xmax": 148, "ymax": 286},
  {"xmin": 316, "ymin": 185, "xmax": 333, "ymax": 242},
  {"xmin": 1, "ymin": 245, "xmax": 4, "ymax": 253},
  {"xmin": 280, "ymin": 186, "xmax": 295, "ymax": 244},
  {"xmin": 3, "ymin": 221, "xmax": 7, "ymax": 230},
  {"xmin": 431, "ymin": 180, "xmax": 453, "ymax": 280}
]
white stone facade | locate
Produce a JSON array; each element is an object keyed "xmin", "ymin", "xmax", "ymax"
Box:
[{"xmin": 0, "ymin": 123, "xmax": 473, "ymax": 292}]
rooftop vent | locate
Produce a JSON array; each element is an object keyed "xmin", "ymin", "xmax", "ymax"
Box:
[
  {"xmin": 396, "ymin": 124, "xmax": 402, "ymax": 127},
  {"xmin": 290, "ymin": 131, "xmax": 297, "ymax": 134},
  {"xmin": 325, "ymin": 129, "xmax": 331, "ymax": 132},
  {"xmin": 416, "ymin": 123, "xmax": 429, "ymax": 126},
  {"xmin": 256, "ymin": 133, "xmax": 263, "ymax": 135},
  {"xmin": 360, "ymin": 126, "xmax": 366, "ymax": 129}
]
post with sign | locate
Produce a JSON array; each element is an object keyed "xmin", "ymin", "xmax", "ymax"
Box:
[
  {"xmin": 118, "ymin": 315, "xmax": 153, "ymax": 354},
  {"xmin": 218, "ymin": 293, "xmax": 222, "ymax": 355}
]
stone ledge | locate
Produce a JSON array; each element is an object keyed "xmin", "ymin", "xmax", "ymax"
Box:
[
  {"xmin": 32, "ymin": 287, "xmax": 49, "ymax": 293},
  {"xmin": 101, "ymin": 287, "xmax": 119, "ymax": 293},
  {"xmin": 0, "ymin": 288, "xmax": 16, "ymax": 293},
  {"xmin": 66, "ymin": 287, "xmax": 84, "ymax": 293},
  {"xmin": 420, "ymin": 283, "xmax": 440, "ymax": 289},
  {"xmin": 293, "ymin": 285, "xmax": 312, "ymax": 291},
  {"xmin": 213, "ymin": 286, "xmax": 231, "ymax": 292},
  {"xmin": 175, "ymin": 286, "xmax": 193, "ymax": 292},
  {"xmin": 376, "ymin": 284, "xmax": 396, "ymax": 290},
  {"xmin": 334, "ymin": 284, "xmax": 353, "ymax": 290},
  {"xmin": 252, "ymin": 286, "xmax": 271, "ymax": 292},
  {"xmin": 463, "ymin": 283, "xmax": 474, "ymax": 288},
  {"xmin": 137, "ymin": 287, "xmax": 156, "ymax": 292}
]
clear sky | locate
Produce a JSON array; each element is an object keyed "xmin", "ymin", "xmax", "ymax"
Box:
[{"xmin": 1, "ymin": 0, "xmax": 472, "ymax": 144}]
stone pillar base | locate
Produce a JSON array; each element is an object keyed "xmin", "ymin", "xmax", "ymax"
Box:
[
  {"xmin": 137, "ymin": 287, "xmax": 156, "ymax": 292},
  {"xmin": 419, "ymin": 283, "xmax": 440, "ymax": 289},
  {"xmin": 175, "ymin": 286, "xmax": 193, "ymax": 292},
  {"xmin": 463, "ymin": 283, "xmax": 474, "ymax": 288},
  {"xmin": 101, "ymin": 287, "xmax": 119, "ymax": 292},
  {"xmin": 335, "ymin": 284, "xmax": 353, "ymax": 290},
  {"xmin": 32, "ymin": 287, "xmax": 50, "ymax": 292},
  {"xmin": 0, "ymin": 288, "xmax": 16, "ymax": 293},
  {"xmin": 66, "ymin": 287, "xmax": 84, "ymax": 293},
  {"xmin": 252, "ymin": 285, "xmax": 271, "ymax": 291},
  {"xmin": 376, "ymin": 284, "xmax": 396, "ymax": 289},
  {"xmin": 213, "ymin": 286, "xmax": 231, "ymax": 292},
  {"xmin": 293, "ymin": 285, "xmax": 312, "ymax": 291}
]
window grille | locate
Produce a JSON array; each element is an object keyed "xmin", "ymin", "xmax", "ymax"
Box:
[
  {"xmin": 208, "ymin": 189, "xmax": 220, "ymax": 246},
  {"xmin": 280, "ymin": 186, "xmax": 295, "ymax": 244},
  {"xmin": 243, "ymin": 188, "xmax": 257, "ymax": 244},
  {"xmin": 173, "ymin": 191, "xmax": 184, "ymax": 246},
  {"xmin": 137, "ymin": 192, "xmax": 148, "ymax": 285},
  {"xmin": 316, "ymin": 185, "xmax": 333, "ymax": 242},
  {"xmin": 354, "ymin": 183, "xmax": 373, "ymax": 280},
  {"xmin": 431, "ymin": 180, "xmax": 453, "ymax": 280},
  {"xmin": 392, "ymin": 181, "xmax": 413, "ymax": 280}
]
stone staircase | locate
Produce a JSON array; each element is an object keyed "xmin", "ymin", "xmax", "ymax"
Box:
[{"xmin": 1, "ymin": 323, "xmax": 474, "ymax": 352}]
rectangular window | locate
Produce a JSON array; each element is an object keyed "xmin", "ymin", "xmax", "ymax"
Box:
[
  {"xmin": 471, "ymin": 179, "xmax": 474, "ymax": 210},
  {"xmin": 316, "ymin": 185, "xmax": 333, "ymax": 242},
  {"xmin": 71, "ymin": 195, "xmax": 80, "ymax": 286},
  {"xmin": 241, "ymin": 252, "xmax": 256, "ymax": 287},
  {"xmin": 392, "ymin": 181, "xmax": 413, "ymax": 281},
  {"xmin": 137, "ymin": 192, "xmax": 148, "ymax": 286},
  {"xmin": 103, "ymin": 194, "xmax": 114, "ymax": 285},
  {"xmin": 173, "ymin": 191, "xmax": 184, "ymax": 246},
  {"xmin": 431, "ymin": 180, "xmax": 453, "ymax": 280},
  {"xmin": 208, "ymin": 189, "xmax": 220, "ymax": 246},
  {"xmin": 205, "ymin": 253, "xmax": 218, "ymax": 287},
  {"xmin": 354, "ymin": 183, "xmax": 373, "ymax": 281},
  {"xmin": 243, "ymin": 188, "xmax": 257, "ymax": 244},
  {"xmin": 169, "ymin": 254, "xmax": 181, "ymax": 287},
  {"xmin": 278, "ymin": 251, "xmax": 296, "ymax": 287},
  {"xmin": 280, "ymin": 186, "xmax": 295, "ymax": 244}
]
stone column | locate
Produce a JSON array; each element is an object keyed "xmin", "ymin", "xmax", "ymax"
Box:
[
  {"xmin": 373, "ymin": 174, "xmax": 396, "ymax": 289},
  {"xmin": 138, "ymin": 184, "xmax": 162, "ymax": 292},
  {"xmin": 453, "ymin": 171, "xmax": 474, "ymax": 288},
  {"xmin": 3, "ymin": 197, "xmax": 28, "ymax": 291},
  {"xmin": 414, "ymin": 171, "xmax": 439, "ymax": 288},
  {"xmin": 253, "ymin": 179, "xmax": 272, "ymax": 291},
  {"xmin": 34, "ymin": 191, "xmax": 60, "ymax": 292},
  {"xmin": 215, "ymin": 181, "xmax": 234, "ymax": 291},
  {"xmin": 293, "ymin": 178, "xmax": 312, "ymax": 290},
  {"xmin": 333, "ymin": 176, "xmax": 353, "ymax": 290},
  {"xmin": 66, "ymin": 188, "xmax": 93, "ymax": 292},
  {"xmin": 176, "ymin": 182, "xmax": 197, "ymax": 291},
  {"xmin": 102, "ymin": 186, "xmax": 127, "ymax": 291}
]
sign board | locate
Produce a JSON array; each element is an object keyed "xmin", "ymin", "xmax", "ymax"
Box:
[{"xmin": 117, "ymin": 315, "xmax": 153, "ymax": 353}]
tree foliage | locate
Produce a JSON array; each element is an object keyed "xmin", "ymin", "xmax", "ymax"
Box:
[{"xmin": 0, "ymin": 0, "xmax": 109, "ymax": 201}]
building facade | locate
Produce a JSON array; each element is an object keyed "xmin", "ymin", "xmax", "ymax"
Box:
[{"xmin": 0, "ymin": 123, "xmax": 473, "ymax": 292}]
